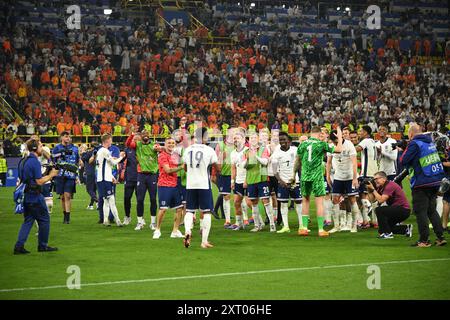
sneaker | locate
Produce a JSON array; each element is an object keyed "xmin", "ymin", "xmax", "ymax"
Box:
[
  {"xmin": 103, "ymin": 221, "xmax": 111, "ymax": 227},
  {"xmin": 183, "ymin": 233, "xmax": 191, "ymax": 248},
  {"xmin": 223, "ymin": 222, "xmax": 232, "ymax": 228},
  {"xmin": 150, "ymin": 223, "xmax": 156, "ymax": 231},
  {"xmin": 277, "ymin": 226, "xmax": 290, "ymax": 234},
  {"xmin": 405, "ymin": 224, "xmax": 413, "ymax": 238},
  {"xmin": 378, "ymin": 232, "xmax": 394, "ymax": 239},
  {"xmin": 153, "ymin": 229, "xmax": 161, "ymax": 240},
  {"xmin": 341, "ymin": 225, "xmax": 351, "ymax": 232},
  {"xmin": 350, "ymin": 226, "xmax": 358, "ymax": 233},
  {"xmin": 328, "ymin": 226, "xmax": 341, "ymax": 234},
  {"xmin": 244, "ymin": 220, "xmax": 249, "ymax": 226},
  {"xmin": 318, "ymin": 230, "xmax": 330, "ymax": 237},
  {"xmin": 298, "ymin": 228, "xmax": 309, "ymax": 236},
  {"xmin": 14, "ymin": 246, "xmax": 30, "ymax": 255},
  {"xmin": 116, "ymin": 220, "xmax": 123, "ymax": 227},
  {"xmin": 228, "ymin": 224, "xmax": 243, "ymax": 231},
  {"xmin": 170, "ymin": 230, "xmax": 184, "ymax": 238},
  {"xmin": 134, "ymin": 223, "xmax": 145, "ymax": 231},
  {"xmin": 371, "ymin": 223, "xmax": 379, "ymax": 229},
  {"xmin": 360, "ymin": 222, "xmax": 370, "ymax": 229},
  {"xmin": 250, "ymin": 226, "xmax": 260, "ymax": 232},
  {"xmin": 124, "ymin": 217, "xmax": 131, "ymax": 225},
  {"xmin": 411, "ymin": 241, "xmax": 432, "ymax": 247},
  {"xmin": 86, "ymin": 205, "xmax": 94, "ymax": 210},
  {"xmin": 269, "ymin": 224, "xmax": 277, "ymax": 232},
  {"xmin": 435, "ymin": 238, "xmax": 447, "ymax": 246},
  {"xmin": 200, "ymin": 242, "xmax": 214, "ymax": 249},
  {"xmin": 37, "ymin": 246, "xmax": 58, "ymax": 252}
]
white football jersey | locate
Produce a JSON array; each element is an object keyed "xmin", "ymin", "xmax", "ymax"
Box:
[
  {"xmin": 39, "ymin": 146, "xmax": 51, "ymax": 185},
  {"xmin": 358, "ymin": 138, "xmax": 379, "ymax": 177},
  {"xmin": 330, "ymin": 140, "xmax": 357, "ymax": 181},
  {"xmin": 376, "ymin": 138, "xmax": 398, "ymax": 176},
  {"xmin": 183, "ymin": 144, "xmax": 218, "ymax": 190},
  {"xmin": 96, "ymin": 147, "xmax": 122, "ymax": 182},
  {"xmin": 270, "ymin": 145, "xmax": 299, "ymax": 183},
  {"xmin": 231, "ymin": 146, "xmax": 248, "ymax": 184},
  {"xmin": 266, "ymin": 143, "xmax": 279, "ymax": 176}
]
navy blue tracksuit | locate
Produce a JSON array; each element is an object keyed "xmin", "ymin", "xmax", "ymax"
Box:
[{"xmin": 124, "ymin": 148, "xmax": 138, "ymax": 217}]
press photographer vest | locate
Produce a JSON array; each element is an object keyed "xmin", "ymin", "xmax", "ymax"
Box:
[{"xmin": 409, "ymin": 140, "xmax": 444, "ymax": 188}]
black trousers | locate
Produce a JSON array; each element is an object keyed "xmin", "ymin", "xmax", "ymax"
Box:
[
  {"xmin": 136, "ymin": 173, "xmax": 158, "ymax": 217},
  {"xmin": 375, "ymin": 206, "xmax": 410, "ymax": 235},
  {"xmin": 124, "ymin": 181, "xmax": 137, "ymax": 217},
  {"xmin": 412, "ymin": 188, "xmax": 445, "ymax": 242},
  {"xmin": 85, "ymin": 175, "xmax": 97, "ymax": 205}
]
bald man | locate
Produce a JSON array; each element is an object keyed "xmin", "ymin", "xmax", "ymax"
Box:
[{"xmin": 400, "ymin": 123, "xmax": 447, "ymax": 247}]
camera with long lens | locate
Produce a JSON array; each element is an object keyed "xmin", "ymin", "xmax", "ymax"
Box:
[
  {"xmin": 393, "ymin": 168, "xmax": 409, "ymax": 184},
  {"xmin": 359, "ymin": 176, "xmax": 376, "ymax": 189},
  {"xmin": 43, "ymin": 163, "xmax": 78, "ymax": 177}
]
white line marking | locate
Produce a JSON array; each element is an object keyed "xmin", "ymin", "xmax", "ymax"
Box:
[{"xmin": 0, "ymin": 258, "xmax": 449, "ymax": 293}]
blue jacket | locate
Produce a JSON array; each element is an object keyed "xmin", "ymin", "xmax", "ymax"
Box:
[
  {"xmin": 21, "ymin": 154, "xmax": 44, "ymax": 204},
  {"xmin": 400, "ymin": 134, "xmax": 444, "ymax": 189}
]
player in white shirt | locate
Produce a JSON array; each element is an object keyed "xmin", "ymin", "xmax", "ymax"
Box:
[
  {"xmin": 376, "ymin": 124, "xmax": 398, "ymax": 180},
  {"xmin": 229, "ymin": 128, "xmax": 249, "ymax": 230},
  {"xmin": 271, "ymin": 132, "xmax": 303, "ymax": 234},
  {"xmin": 355, "ymin": 125, "xmax": 379, "ymax": 228},
  {"xmin": 96, "ymin": 134, "xmax": 125, "ymax": 227},
  {"xmin": 326, "ymin": 131, "xmax": 360, "ymax": 233},
  {"xmin": 182, "ymin": 127, "xmax": 218, "ymax": 249},
  {"xmin": 264, "ymin": 128, "xmax": 280, "ymax": 225}
]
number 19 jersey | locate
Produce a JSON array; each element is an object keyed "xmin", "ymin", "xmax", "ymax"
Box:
[{"xmin": 183, "ymin": 144, "xmax": 218, "ymax": 190}]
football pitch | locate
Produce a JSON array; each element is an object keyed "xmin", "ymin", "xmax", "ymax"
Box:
[{"xmin": 0, "ymin": 184, "xmax": 449, "ymax": 300}]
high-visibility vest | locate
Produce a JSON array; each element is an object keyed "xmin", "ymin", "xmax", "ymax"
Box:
[
  {"xmin": 144, "ymin": 124, "xmax": 152, "ymax": 134},
  {"xmin": 0, "ymin": 158, "xmax": 7, "ymax": 174},
  {"xmin": 248, "ymin": 124, "xmax": 256, "ymax": 132},
  {"xmin": 113, "ymin": 125, "xmax": 122, "ymax": 136},
  {"xmin": 403, "ymin": 123, "xmax": 410, "ymax": 137},
  {"xmin": 324, "ymin": 123, "xmax": 332, "ymax": 132},
  {"xmin": 221, "ymin": 123, "xmax": 229, "ymax": 135},
  {"xmin": 281, "ymin": 123, "xmax": 288, "ymax": 132},
  {"xmin": 162, "ymin": 124, "xmax": 170, "ymax": 137},
  {"xmin": 82, "ymin": 125, "xmax": 91, "ymax": 136}
]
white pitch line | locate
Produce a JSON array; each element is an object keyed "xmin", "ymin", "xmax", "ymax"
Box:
[{"xmin": 0, "ymin": 257, "xmax": 449, "ymax": 293}]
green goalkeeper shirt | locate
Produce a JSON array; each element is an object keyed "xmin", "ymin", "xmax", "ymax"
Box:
[
  {"xmin": 297, "ymin": 137, "xmax": 334, "ymax": 181},
  {"xmin": 136, "ymin": 141, "xmax": 159, "ymax": 174}
]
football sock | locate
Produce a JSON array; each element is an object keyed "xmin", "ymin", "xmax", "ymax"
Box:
[
  {"xmin": 281, "ymin": 202, "xmax": 289, "ymax": 228},
  {"xmin": 317, "ymin": 216, "xmax": 325, "ymax": 232},
  {"xmin": 184, "ymin": 211, "xmax": 194, "ymax": 235},
  {"xmin": 223, "ymin": 198, "xmax": 231, "ymax": 223},
  {"xmin": 264, "ymin": 203, "xmax": 275, "ymax": 225},
  {"xmin": 295, "ymin": 202, "xmax": 302, "ymax": 228},
  {"xmin": 202, "ymin": 214, "xmax": 211, "ymax": 244},
  {"xmin": 302, "ymin": 215, "xmax": 309, "ymax": 230}
]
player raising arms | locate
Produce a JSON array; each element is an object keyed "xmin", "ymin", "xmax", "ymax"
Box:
[
  {"xmin": 271, "ymin": 132, "xmax": 303, "ymax": 234},
  {"xmin": 326, "ymin": 130, "xmax": 360, "ymax": 233},
  {"xmin": 229, "ymin": 128, "xmax": 249, "ymax": 230},
  {"xmin": 182, "ymin": 127, "xmax": 218, "ymax": 249},
  {"xmin": 291, "ymin": 126, "xmax": 343, "ymax": 237},
  {"xmin": 153, "ymin": 137, "xmax": 185, "ymax": 239},
  {"xmin": 245, "ymin": 130, "xmax": 276, "ymax": 232}
]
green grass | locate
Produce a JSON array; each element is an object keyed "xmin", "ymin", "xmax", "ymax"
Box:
[{"xmin": 0, "ymin": 183, "xmax": 449, "ymax": 300}]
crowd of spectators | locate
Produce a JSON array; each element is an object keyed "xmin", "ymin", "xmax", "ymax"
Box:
[{"xmin": 0, "ymin": 0, "xmax": 449, "ymax": 153}]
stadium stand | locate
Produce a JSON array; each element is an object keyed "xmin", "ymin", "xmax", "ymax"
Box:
[{"xmin": 0, "ymin": 0, "xmax": 448, "ymax": 156}]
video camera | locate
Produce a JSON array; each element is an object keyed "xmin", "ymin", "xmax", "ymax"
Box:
[
  {"xmin": 438, "ymin": 177, "xmax": 450, "ymax": 195},
  {"xmin": 43, "ymin": 163, "xmax": 78, "ymax": 176},
  {"xmin": 359, "ymin": 176, "xmax": 377, "ymax": 189},
  {"xmin": 393, "ymin": 168, "xmax": 409, "ymax": 184},
  {"xmin": 391, "ymin": 139, "xmax": 408, "ymax": 151}
]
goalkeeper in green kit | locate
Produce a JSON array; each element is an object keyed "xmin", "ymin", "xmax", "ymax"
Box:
[{"xmin": 290, "ymin": 126, "xmax": 343, "ymax": 237}]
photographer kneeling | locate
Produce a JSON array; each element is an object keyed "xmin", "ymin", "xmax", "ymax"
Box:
[
  {"xmin": 14, "ymin": 139, "xmax": 59, "ymax": 254},
  {"xmin": 366, "ymin": 171, "xmax": 413, "ymax": 239}
]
